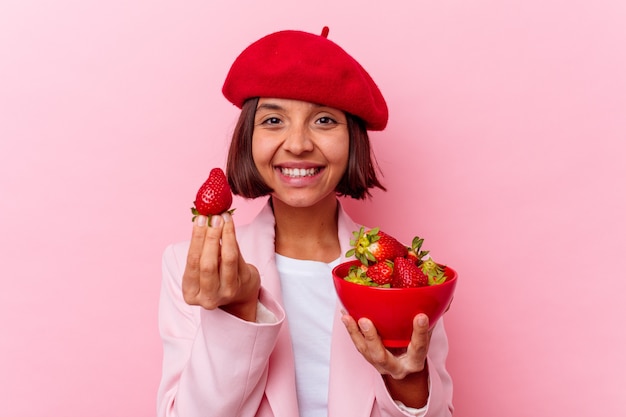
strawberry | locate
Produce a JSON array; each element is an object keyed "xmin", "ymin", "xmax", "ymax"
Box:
[
  {"xmin": 365, "ymin": 260, "xmax": 394, "ymax": 286},
  {"xmin": 407, "ymin": 235, "xmax": 429, "ymax": 265},
  {"xmin": 346, "ymin": 227, "xmax": 408, "ymax": 266},
  {"xmin": 392, "ymin": 256, "xmax": 428, "ymax": 288},
  {"xmin": 191, "ymin": 168, "xmax": 234, "ymax": 221},
  {"xmin": 344, "ymin": 264, "xmax": 376, "ymax": 286},
  {"xmin": 420, "ymin": 258, "xmax": 447, "ymax": 285}
]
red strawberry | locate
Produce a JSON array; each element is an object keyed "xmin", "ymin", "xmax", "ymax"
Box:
[
  {"xmin": 191, "ymin": 168, "xmax": 233, "ymax": 221},
  {"xmin": 392, "ymin": 257, "xmax": 428, "ymax": 288},
  {"xmin": 365, "ymin": 260, "xmax": 394, "ymax": 286},
  {"xmin": 346, "ymin": 227, "xmax": 408, "ymax": 266}
]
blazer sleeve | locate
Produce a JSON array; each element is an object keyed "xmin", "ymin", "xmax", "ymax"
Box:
[
  {"xmin": 370, "ymin": 319, "xmax": 454, "ymax": 417},
  {"xmin": 156, "ymin": 242, "xmax": 285, "ymax": 417},
  {"xmin": 422, "ymin": 318, "xmax": 454, "ymax": 416}
]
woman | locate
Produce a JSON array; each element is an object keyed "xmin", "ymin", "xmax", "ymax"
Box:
[{"xmin": 158, "ymin": 28, "xmax": 453, "ymax": 417}]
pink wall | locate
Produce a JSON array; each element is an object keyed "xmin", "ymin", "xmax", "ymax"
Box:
[{"xmin": 2, "ymin": 1, "xmax": 625, "ymax": 415}]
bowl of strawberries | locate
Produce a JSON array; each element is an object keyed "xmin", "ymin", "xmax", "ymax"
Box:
[{"xmin": 333, "ymin": 227, "xmax": 457, "ymax": 348}]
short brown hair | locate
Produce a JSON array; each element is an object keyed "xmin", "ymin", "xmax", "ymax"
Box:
[{"xmin": 226, "ymin": 98, "xmax": 385, "ymax": 200}]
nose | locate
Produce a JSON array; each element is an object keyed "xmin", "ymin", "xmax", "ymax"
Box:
[{"xmin": 282, "ymin": 124, "xmax": 314, "ymax": 155}]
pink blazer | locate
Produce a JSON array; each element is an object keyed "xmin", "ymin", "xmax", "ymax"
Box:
[{"xmin": 157, "ymin": 201, "xmax": 453, "ymax": 417}]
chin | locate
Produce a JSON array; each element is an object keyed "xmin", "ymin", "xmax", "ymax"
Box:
[{"xmin": 272, "ymin": 191, "xmax": 337, "ymax": 209}]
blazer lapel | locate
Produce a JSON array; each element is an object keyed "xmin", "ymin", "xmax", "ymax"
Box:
[
  {"xmin": 328, "ymin": 204, "xmax": 376, "ymax": 416},
  {"xmin": 242, "ymin": 202, "xmax": 300, "ymax": 417}
]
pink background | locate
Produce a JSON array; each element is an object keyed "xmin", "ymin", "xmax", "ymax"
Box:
[{"xmin": 1, "ymin": 1, "xmax": 625, "ymax": 416}]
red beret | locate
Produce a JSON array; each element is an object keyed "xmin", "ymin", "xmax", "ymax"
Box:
[{"xmin": 222, "ymin": 27, "xmax": 388, "ymax": 131}]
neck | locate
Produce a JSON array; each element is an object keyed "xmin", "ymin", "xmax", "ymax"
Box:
[{"xmin": 272, "ymin": 196, "xmax": 341, "ymax": 263}]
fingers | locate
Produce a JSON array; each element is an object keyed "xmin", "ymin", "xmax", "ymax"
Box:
[
  {"xmin": 409, "ymin": 314, "xmax": 430, "ymax": 348},
  {"xmin": 341, "ymin": 313, "xmax": 395, "ymax": 374},
  {"xmin": 404, "ymin": 314, "xmax": 430, "ymax": 373},
  {"xmin": 182, "ymin": 215, "xmax": 210, "ymax": 303},
  {"xmin": 340, "ymin": 313, "xmax": 382, "ymax": 355},
  {"xmin": 182, "ymin": 211, "xmax": 261, "ymax": 317},
  {"xmin": 198, "ymin": 215, "xmax": 225, "ymax": 298},
  {"xmin": 341, "ymin": 313, "xmax": 370, "ymax": 357},
  {"xmin": 182, "ymin": 213, "xmax": 237, "ymax": 308},
  {"xmin": 341, "ymin": 312, "xmax": 432, "ymax": 380},
  {"xmin": 214, "ymin": 212, "xmax": 241, "ymax": 297},
  {"xmin": 357, "ymin": 318, "xmax": 388, "ymax": 363},
  {"xmin": 340, "ymin": 313, "xmax": 363, "ymax": 347}
]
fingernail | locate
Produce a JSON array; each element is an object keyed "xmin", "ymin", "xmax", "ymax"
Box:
[
  {"xmin": 196, "ymin": 216, "xmax": 207, "ymax": 227},
  {"xmin": 222, "ymin": 212, "xmax": 232, "ymax": 222},
  {"xmin": 210, "ymin": 214, "xmax": 223, "ymax": 227},
  {"xmin": 417, "ymin": 314, "xmax": 428, "ymax": 327},
  {"xmin": 358, "ymin": 320, "xmax": 370, "ymax": 332}
]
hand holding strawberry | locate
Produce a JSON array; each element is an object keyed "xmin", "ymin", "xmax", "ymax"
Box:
[
  {"xmin": 191, "ymin": 168, "xmax": 234, "ymax": 221},
  {"xmin": 184, "ymin": 168, "xmax": 259, "ymax": 321}
]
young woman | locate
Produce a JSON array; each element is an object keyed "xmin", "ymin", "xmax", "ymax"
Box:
[{"xmin": 158, "ymin": 28, "xmax": 453, "ymax": 417}]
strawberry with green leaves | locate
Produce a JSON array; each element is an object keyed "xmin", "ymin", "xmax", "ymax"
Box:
[
  {"xmin": 407, "ymin": 236, "xmax": 429, "ymax": 265},
  {"xmin": 421, "ymin": 258, "xmax": 447, "ymax": 285},
  {"xmin": 344, "ymin": 264, "xmax": 374, "ymax": 286},
  {"xmin": 191, "ymin": 168, "xmax": 234, "ymax": 221},
  {"xmin": 346, "ymin": 227, "xmax": 407, "ymax": 266}
]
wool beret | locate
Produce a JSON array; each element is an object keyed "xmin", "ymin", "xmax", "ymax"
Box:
[{"xmin": 222, "ymin": 27, "xmax": 388, "ymax": 131}]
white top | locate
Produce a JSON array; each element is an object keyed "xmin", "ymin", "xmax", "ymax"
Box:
[{"xmin": 276, "ymin": 254, "xmax": 340, "ymax": 417}]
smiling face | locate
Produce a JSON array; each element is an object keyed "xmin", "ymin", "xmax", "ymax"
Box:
[{"xmin": 251, "ymin": 98, "xmax": 350, "ymax": 209}]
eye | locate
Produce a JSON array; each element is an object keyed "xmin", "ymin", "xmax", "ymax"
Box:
[
  {"xmin": 261, "ymin": 116, "xmax": 282, "ymax": 125},
  {"xmin": 316, "ymin": 116, "xmax": 337, "ymax": 125}
]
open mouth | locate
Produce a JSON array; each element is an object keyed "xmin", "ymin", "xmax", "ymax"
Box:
[{"xmin": 279, "ymin": 167, "xmax": 322, "ymax": 178}]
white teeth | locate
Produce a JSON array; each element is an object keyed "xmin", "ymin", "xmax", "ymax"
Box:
[{"xmin": 280, "ymin": 167, "xmax": 319, "ymax": 178}]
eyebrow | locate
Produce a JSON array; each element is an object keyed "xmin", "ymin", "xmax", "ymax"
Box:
[
  {"xmin": 256, "ymin": 102, "xmax": 327, "ymax": 112},
  {"xmin": 256, "ymin": 102, "xmax": 284, "ymax": 112}
]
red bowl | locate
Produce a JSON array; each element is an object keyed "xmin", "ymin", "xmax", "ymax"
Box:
[{"xmin": 332, "ymin": 260, "xmax": 457, "ymax": 348}]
